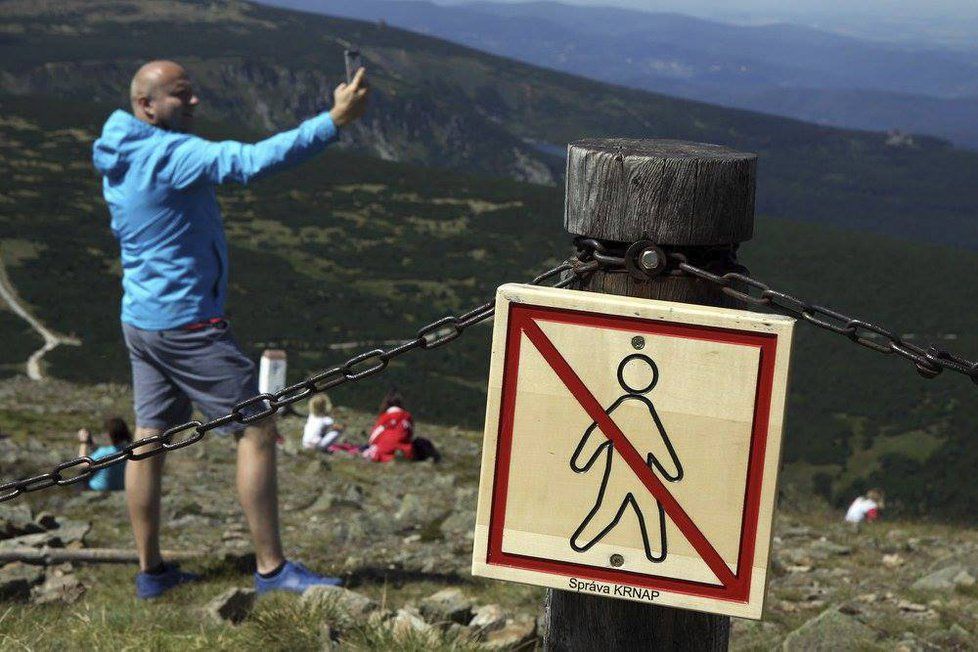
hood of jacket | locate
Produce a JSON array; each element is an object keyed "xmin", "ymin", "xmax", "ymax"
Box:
[{"xmin": 92, "ymin": 110, "xmax": 163, "ymax": 181}]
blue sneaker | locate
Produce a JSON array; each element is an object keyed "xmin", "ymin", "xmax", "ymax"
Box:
[
  {"xmin": 136, "ymin": 562, "xmax": 200, "ymax": 599},
  {"xmin": 254, "ymin": 560, "xmax": 342, "ymax": 595}
]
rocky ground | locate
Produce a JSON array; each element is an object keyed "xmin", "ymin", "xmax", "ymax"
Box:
[{"xmin": 0, "ymin": 376, "xmax": 976, "ymax": 650}]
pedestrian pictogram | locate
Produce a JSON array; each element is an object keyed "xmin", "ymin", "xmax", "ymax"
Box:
[{"xmin": 472, "ymin": 284, "xmax": 795, "ymax": 619}]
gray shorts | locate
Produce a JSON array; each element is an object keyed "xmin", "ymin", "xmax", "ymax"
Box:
[{"xmin": 122, "ymin": 320, "xmax": 261, "ymax": 435}]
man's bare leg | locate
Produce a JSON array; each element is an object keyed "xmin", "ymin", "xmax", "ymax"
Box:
[
  {"xmin": 236, "ymin": 418, "xmax": 286, "ymax": 574},
  {"xmin": 125, "ymin": 427, "xmax": 165, "ymax": 572}
]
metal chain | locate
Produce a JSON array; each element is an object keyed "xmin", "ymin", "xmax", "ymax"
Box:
[
  {"xmin": 573, "ymin": 237, "xmax": 978, "ymax": 384},
  {"xmin": 4, "ymin": 235, "xmax": 976, "ymax": 503},
  {"xmin": 0, "ymin": 258, "xmax": 596, "ymax": 503}
]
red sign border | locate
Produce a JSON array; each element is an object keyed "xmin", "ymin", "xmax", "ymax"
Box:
[{"xmin": 485, "ymin": 302, "xmax": 779, "ymax": 603}]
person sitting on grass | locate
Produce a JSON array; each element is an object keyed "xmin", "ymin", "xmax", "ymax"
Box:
[
  {"xmin": 844, "ymin": 488, "xmax": 885, "ymax": 525},
  {"xmin": 77, "ymin": 417, "xmax": 133, "ymax": 491},
  {"xmin": 302, "ymin": 394, "xmax": 344, "ymax": 452},
  {"xmin": 362, "ymin": 388, "xmax": 415, "ymax": 462}
]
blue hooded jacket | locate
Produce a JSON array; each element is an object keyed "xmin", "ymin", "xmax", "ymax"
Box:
[{"xmin": 92, "ymin": 110, "xmax": 337, "ymax": 330}]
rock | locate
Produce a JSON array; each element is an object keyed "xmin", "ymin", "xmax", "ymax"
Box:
[
  {"xmin": 389, "ymin": 607, "xmax": 435, "ymax": 642},
  {"xmin": 0, "ymin": 562, "xmax": 45, "ymax": 600},
  {"xmin": 809, "ymin": 539, "xmax": 851, "ymax": 558},
  {"xmin": 0, "ymin": 504, "xmax": 41, "ymax": 539},
  {"xmin": 305, "ymin": 490, "xmax": 335, "ymax": 514},
  {"xmin": 946, "ymin": 624, "xmax": 973, "ymax": 644},
  {"xmin": 419, "ymin": 587, "xmax": 474, "ymax": 625},
  {"xmin": 342, "ymin": 484, "xmax": 364, "ymax": 503},
  {"xmin": 395, "ymin": 494, "xmax": 427, "ymax": 523},
  {"xmin": 439, "ymin": 510, "xmax": 475, "ymax": 536},
  {"xmin": 483, "ymin": 615, "xmax": 537, "ymax": 650},
  {"xmin": 882, "ymin": 554, "xmax": 905, "ymax": 568},
  {"xmin": 31, "ymin": 574, "xmax": 85, "ymax": 604},
  {"xmin": 0, "ymin": 531, "xmax": 64, "ymax": 549},
  {"xmin": 52, "ymin": 519, "xmax": 90, "ymax": 545},
  {"xmin": 911, "ymin": 565, "xmax": 963, "ymax": 591},
  {"xmin": 781, "ymin": 607, "xmax": 876, "ymax": 651},
  {"xmin": 469, "ymin": 603, "xmax": 507, "ymax": 634},
  {"xmin": 781, "ymin": 526, "xmax": 814, "ymax": 538},
  {"xmin": 897, "ymin": 600, "xmax": 927, "ymax": 613},
  {"xmin": 33, "ymin": 512, "xmax": 59, "ymax": 530},
  {"xmin": 302, "ymin": 585, "xmax": 379, "ymax": 619},
  {"xmin": 952, "ymin": 570, "xmax": 975, "ymax": 587},
  {"xmin": 205, "ymin": 587, "xmax": 256, "ymax": 625}
]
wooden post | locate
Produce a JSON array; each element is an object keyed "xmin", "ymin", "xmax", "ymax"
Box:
[{"xmin": 544, "ymin": 138, "xmax": 757, "ymax": 650}]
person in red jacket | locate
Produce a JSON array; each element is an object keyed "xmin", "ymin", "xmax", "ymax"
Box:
[{"xmin": 362, "ymin": 389, "xmax": 414, "ymax": 462}]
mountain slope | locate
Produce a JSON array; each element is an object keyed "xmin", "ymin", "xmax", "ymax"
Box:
[
  {"xmin": 1, "ymin": 93, "xmax": 977, "ymax": 520},
  {"xmin": 1, "ymin": 0, "xmax": 978, "ymax": 251},
  {"xmin": 258, "ymin": 0, "xmax": 978, "ymax": 149}
]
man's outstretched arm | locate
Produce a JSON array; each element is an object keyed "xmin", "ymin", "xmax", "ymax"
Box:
[{"xmin": 166, "ymin": 68, "xmax": 369, "ymax": 188}]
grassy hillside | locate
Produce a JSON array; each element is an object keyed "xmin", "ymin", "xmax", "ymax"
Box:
[
  {"xmin": 1, "ymin": 0, "xmax": 978, "ymax": 250},
  {"xmin": 1, "ymin": 94, "xmax": 977, "ymax": 520},
  {"xmin": 2, "ymin": 378, "xmax": 977, "ymax": 649}
]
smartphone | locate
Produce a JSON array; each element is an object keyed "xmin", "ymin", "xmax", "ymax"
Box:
[{"xmin": 344, "ymin": 49, "xmax": 362, "ymax": 84}]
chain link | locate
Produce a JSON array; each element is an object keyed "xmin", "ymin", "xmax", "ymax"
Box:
[
  {"xmin": 3, "ymin": 235, "xmax": 975, "ymax": 504},
  {"xmin": 573, "ymin": 237, "xmax": 978, "ymax": 384},
  {"xmin": 0, "ymin": 259, "xmax": 587, "ymax": 503}
]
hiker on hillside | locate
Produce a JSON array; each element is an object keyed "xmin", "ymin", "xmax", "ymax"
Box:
[
  {"xmin": 76, "ymin": 417, "xmax": 133, "ymax": 492},
  {"xmin": 302, "ymin": 394, "xmax": 344, "ymax": 452},
  {"xmin": 360, "ymin": 389, "xmax": 441, "ymax": 462},
  {"xmin": 362, "ymin": 388, "xmax": 415, "ymax": 462},
  {"xmin": 845, "ymin": 488, "xmax": 885, "ymax": 525},
  {"xmin": 91, "ymin": 59, "xmax": 368, "ymax": 599}
]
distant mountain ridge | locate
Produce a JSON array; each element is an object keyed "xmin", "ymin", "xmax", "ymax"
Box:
[
  {"xmin": 1, "ymin": 0, "xmax": 978, "ymax": 252},
  {"xmin": 256, "ymin": 0, "xmax": 978, "ymax": 148}
]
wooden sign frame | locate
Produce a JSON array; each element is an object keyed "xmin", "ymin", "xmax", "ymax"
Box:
[{"xmin": 472, "ymin": 283, "xmax": 795, "ymax": 619}]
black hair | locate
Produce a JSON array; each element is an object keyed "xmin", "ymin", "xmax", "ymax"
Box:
[
  {"xmin": 379, "ymin": 387, "xmax": 404, "ymax": 412},
  {"xmin": 104, "ymin": 417, "xmax": 133, "ymax": 448}
]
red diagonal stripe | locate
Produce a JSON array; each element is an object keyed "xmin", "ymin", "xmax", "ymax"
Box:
[{"xmin": 519, "ymin": 313, "xmax": 738, "ymax": 589}]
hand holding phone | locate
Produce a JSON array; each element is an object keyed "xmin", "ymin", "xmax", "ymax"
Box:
[
  {"xmin": 330, "ymin": 57, "xmax": 369, "ymax": 127},
  {"xmin": 344, "ymin": 49, "xmax": 362, "ymax": 84}
]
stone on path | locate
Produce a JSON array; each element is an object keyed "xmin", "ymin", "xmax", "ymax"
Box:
[
  {"xmin": 395, "ymin": 494, "xmax": 427, "ymax": 523},
  {"xmin": 31, "ymin": 574, "xmax": 85, "ymax": 605},
  {"xmin": 302, "ymin": 585, "xmax": 379, "ymax": 619},
  {"xmin": 468, "ymin": 603, "xmax": 507, "ymax": 634},
  {"xmin": 205, "ymin": 587, "xmax": 256, "ymax": 625},
  {"xmin": 0, "ymin": 562, "xmax": 45, "ymax": 600},
  {"xmin": 0, "ymin": 531, "xmax": 64, "ymax": 549},
  {"xmin": 0, "ymin": 504, "xmax": 41, "ymax": 539},
  {"xmin": 388, "ymin": 607, "xmax": 435, "ymax": 642},
  {"xmin": 911, "ymin": 565, "xmax": 965, "ymax": 591},
  {"xmin": 781, "ymin": 607, "xmax": 876, "ymax": 651},
  {"xmin": 483, "ymin": 615, "xmax": 537, "ymax": 650},
  {"xmin": 419, "ymin": 587, "xmax": 474, "ymax": 625}
]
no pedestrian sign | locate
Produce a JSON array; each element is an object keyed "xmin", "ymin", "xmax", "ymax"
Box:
[{"xmin": 472, "ymin": 284, "xmax": 795, "ymax": 619}]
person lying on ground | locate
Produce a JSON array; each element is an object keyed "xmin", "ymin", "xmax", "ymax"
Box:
[
  {"xmin": 302, "ymin": 394, "xmax": 344, "ymax": 452},
  {"xmin": 92, "ymin": 59, "xmax": 368, "ymax": 599},
  {"xmin": 76, "ymin": 417, "xmax": 133, "ymax": 491}
]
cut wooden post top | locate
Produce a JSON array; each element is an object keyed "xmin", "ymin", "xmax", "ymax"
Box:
[{"xmin": 565, "ymin": 138, "xmax": 757, "ymax": 245}]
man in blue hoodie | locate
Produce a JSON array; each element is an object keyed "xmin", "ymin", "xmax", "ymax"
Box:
[{"xmin": 93, "ymin": 60, "xmax": 368, "ymax": 598}]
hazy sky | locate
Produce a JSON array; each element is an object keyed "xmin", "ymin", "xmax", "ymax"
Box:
[
  {"xmin": 444, "ymin": 0, "xmax": 977, "ymax": 19},
  {"xmin": 435, "ymin": 0, "xmax": 978, "ymax": 47}
]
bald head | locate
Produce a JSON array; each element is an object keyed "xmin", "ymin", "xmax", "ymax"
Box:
[{"xmin": 130, "ymin": 60, "xmax": 198, "ymax": 133}]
